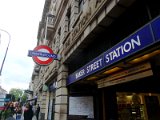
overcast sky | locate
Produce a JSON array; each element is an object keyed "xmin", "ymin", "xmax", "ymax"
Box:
[{"xmin": 0, "ymin": 0, "xmax": 45, "ymax": 92}]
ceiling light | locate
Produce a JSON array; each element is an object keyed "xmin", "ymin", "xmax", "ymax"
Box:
[
  {"xmin": 87, "ymin": 76, "xmax": 98, "ymax": 80},
  {"xmin": 103, "ymin": 67, "xmax": 122, "ymax": 75}
]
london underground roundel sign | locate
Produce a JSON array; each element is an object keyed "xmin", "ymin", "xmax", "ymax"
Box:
[
  {"xmin": 28, "ymin": 45, "xmax": 60, "ymax": 65},
  {"xmin": 33, "ymin": 45, "xmax": 53, "ymax": 65}
]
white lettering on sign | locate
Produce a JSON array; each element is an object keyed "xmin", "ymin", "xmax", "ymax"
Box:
[
  {"xmin": 86, "ymin": 58, "xmax": 103, "ymax": 73},
  {"xmin": 105, "ymin": 35, "xmax": 141, "ymax": 63},
  {"xmin": 76, "ymin": 69, "xmax": 85, "ymax": 79}
]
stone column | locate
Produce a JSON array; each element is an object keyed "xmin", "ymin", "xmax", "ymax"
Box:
[
  {"xmin": 54, "ymin": 64, "xmax": 68, "ymax": 120},
  {"xmin": 45, "ymin": 91, "xmax": 50, "ymax": 120},
  {"xmin": 40, "ymin": 91, "xmax": 47, "ymax": 120}
]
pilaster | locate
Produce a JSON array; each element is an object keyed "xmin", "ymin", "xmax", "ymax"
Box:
[
  {"xmin": 40, "ymin": 91, "xmax": 47, "ymax": 120},
  {"xmin": 54, "ymin": 64, "xmax": 68, "ymax": 120}
]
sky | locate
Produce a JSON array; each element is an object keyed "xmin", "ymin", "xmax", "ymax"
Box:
[{"xmin": 0, "ymin": 0, "xmax": 45, "ymax": 92}]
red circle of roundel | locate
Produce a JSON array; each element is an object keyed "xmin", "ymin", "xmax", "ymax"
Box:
[{"xmin": 32, "ymin": 45, "xmax": 54, "ymax": 65}]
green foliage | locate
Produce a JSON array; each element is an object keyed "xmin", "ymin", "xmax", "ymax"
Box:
[
  {"xmin": 21, "ymin": 92, "xmax": 28, "ymax": 103},
  {"xmin": 9, "ymin": 88, "xmax": 23, "ymax": 101},
  {"xmin": 9, "ymin": 88, "xmax": 27, "ymax": 103},
  {"xmin": 1, "ymin": 109, "xmax": 12, "ymax": 120}
]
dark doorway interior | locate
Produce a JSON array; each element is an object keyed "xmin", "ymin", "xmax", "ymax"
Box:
[{"xmin": 145, "ymin": 96, "xmax": 160, "ymax": 120}]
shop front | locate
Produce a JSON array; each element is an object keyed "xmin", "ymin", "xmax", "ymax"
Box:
[
  {"xmin": 116, "ymin": 92, "xmax": 160, "ymax": 120},
  {"xmin": 67, "ymin": 15, "xmax": 160, "ymax": 120},
  {"xmin": 47, "ymin": 83, "xmax": 56, "ymax": 120},
  {"xmin": 98, "ymin": 60, "xmax": 160, "ymax": 120}
]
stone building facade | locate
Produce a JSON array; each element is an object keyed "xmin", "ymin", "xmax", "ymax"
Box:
[{"xmin": 31, "ymin": 0, "xmax": 160, "ymax": 120}]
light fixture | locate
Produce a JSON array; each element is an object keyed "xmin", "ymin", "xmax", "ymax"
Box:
[
  {"xmin": 129, "ymin": 49, "xmax": 160, "ymax": 64},
  {"xmin": 103, "ymin": 67, "xmax": 122, "ymax": 75},
  {"xmin": 87, "ymin": 76, "xmax": 98, "ymax": 80}
]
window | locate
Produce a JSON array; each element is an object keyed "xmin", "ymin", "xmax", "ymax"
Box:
[
  {"xmin": 58, "ymin": 27, "xmax": 61, "ymax": 36},
  {"xmin": 79, "ymin": 0, "xmax": 84, "ymax": 13},
  {"xmin": 66, "ymin": 7, "xmax": 71, "ymax": 31}
]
